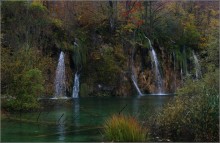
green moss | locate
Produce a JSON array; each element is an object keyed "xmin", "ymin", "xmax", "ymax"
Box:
[
  {"xmin": 29, "ymin": 2, "xmax": 48, "ymax": 13},
  {"xmin": 80, "ymin": 83, "xmax": 92, "ymax": 97}
]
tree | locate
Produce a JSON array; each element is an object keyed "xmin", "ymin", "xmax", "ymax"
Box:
[{"xmin": 3, "ymin": 68, "xmax": 44, "ymax": 111}]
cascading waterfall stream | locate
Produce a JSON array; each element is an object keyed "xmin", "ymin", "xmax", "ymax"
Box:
[
  {"xmin": 131, "ymin": 32, "xmax": 143, "ymax": 96},
  {"xmin": 131, "ymin": 73, "xmax": 143, "ymax": 96},
  {"xmin": 54, "ymin": 51, "xmax": 66, "ymax": 98},
  {"xmin": 131, "ymin": 55, "xmax": 143, "ymax": 96},
  {"xmin": 72, "ymin": 72, "xmax": 80, "ymax": 98},
  {"xmin": 192, "ymin": 51, "xmax": 202, "ymax": 79},
  {"xmin": 145, "ymin": 36, "xmax": 164, "ymax": 94}
]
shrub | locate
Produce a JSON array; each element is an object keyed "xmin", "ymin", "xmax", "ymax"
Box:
[
  {"xmin": 3, "ymin": 68, "xmax": 44, "ymax": 111},
  {"xmin": 150, "ymin": 69, "xmax": 219, "ymax": 142},
  {"xmin": 2, "ymin": 47, "xmax": 55, "ymax": 98},
  {"xmin": 104, "ymin": 114, "xmax": 147, "ymax": 142}
]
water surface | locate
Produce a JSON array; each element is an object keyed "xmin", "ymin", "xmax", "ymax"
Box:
[{"xmin": 1, "ymin": 95, "xmax": 173, "ymax": 142}]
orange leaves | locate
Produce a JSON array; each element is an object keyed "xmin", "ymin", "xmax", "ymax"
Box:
[
  {"xmin": 121, "ymin": 1, "xmax": 144, "ymax": 28},
  {"xmin": 136, "ymin": 19, "xmax": 144, "ymax": 27}
]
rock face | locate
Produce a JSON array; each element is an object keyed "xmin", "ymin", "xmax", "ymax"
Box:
[
  {"xmin": 42, "ymin": 1, "xmax": 183, "ymax": 96},
  {"xmin": 63, "ymin": 32, "xmax": 182, "ymax": 97},
  {"xmin": 115, "ymin": 72, "xmax": 133, "ymax": 96},
  {"xmin": 65, "ymin": 43, "xmax": 182, "ymax": 97},
  {"xmin": 133, "ymin": 46, "xmax": 182, "ymax": 94},
  {"xmin": 64, "ymin": 45, "xmax": 182, "ymax": 97}
]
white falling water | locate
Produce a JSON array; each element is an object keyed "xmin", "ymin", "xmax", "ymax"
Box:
[
  {"xmin": 54, "ymin": 51, "xmax": 66, "ymax": 98},
  {"xmin": 150, "ymin": 49, "xmax": 163, "ymax": 93},
  {"xmin": 72, "ymin": 73, "xmax": 80, "ymax": 98},
  {"xmin": 192, "ymin": 51, "xmax": 202, "ymax": 79},
  {"xmin": 145, "ymin": 36, "xmax": 164, "ymax": 94},
  {"xmin": 131, "ymin": 74, "xmax": 143, "ymax": 96},
  {"xmin": 131, "ymin": 37, "xmax": 143, "ymax": 96}
]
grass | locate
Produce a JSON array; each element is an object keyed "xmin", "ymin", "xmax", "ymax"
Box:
[{"xmin": 104, "ymin": 114, "xmax": 147, "ymax": 142}]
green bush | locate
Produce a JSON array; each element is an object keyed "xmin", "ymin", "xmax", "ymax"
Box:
[
  {"xmin": 21, "ymin": 68, "xmax": 44, "ymax": 96},
  {"xmin": 94, "ymin": 44, "xmax": 125, "ymax": 86},
  {"xmin": 104, "ymin": 114, "xmax": 147, "ymax": 142},
  {"xmin": 150, "ymin": 69, "xmax": 219, "ymax": 141},
  {"xmin": 3, "ymin": 68, "xmax": 44, "ymax": 111},
  {"xmin": 1, "ymin": 48, "xmax": 55, "ymax": 97}
]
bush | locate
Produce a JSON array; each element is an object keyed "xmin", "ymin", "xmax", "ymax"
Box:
[
  {"xmin": 104, "ymin": 114, "xmax": 147, "ymax": 142},
  {"xmin": 21, "ymin": 68, "xmax": 44, "ymax": 96},
  {"xmin": 3, "ymin": 68, "xmax": 44, "ymax": 111},
  {"xmin": 150, "ymin": 69, "xmax": 219, "ymax": 142}
]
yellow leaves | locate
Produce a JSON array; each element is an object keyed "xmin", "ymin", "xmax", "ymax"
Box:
[
  {"xmin": 198, "ymin": 43, "xmax": 208, "ymax": 49},
  {"xmin": 200, "ymin": 37, "xmax": 207, "ymax": 42},
  {"xmin": 72, "ymin": 2, "xmax": 108, "ymax": 26},
  {"xmin": 91, "ymin": 51, "xmax": 101, "ymax": 60},
  {"xmin": 51, "ymin": 18, "xmax": 62, "ymax": 28},
  {"xmin": 122, "ymin": 23, "xmax": 136, "ymax": 32},
  {"xmin": 198, "ymin": 36, "xmax": 208, "ymax": 49},
  {"xmin": 210, "ymin": 9, "xmax": 218, "ymax": 17},
  {"xmin": 194, "ymin": 5, "xmax": 199, "ymax": 9},
  {"xmin": 77, "ymin": 15, "xmax": 82, "ymax": 21},
  {"xmin": 60, "ymin": 41, "xmax": 73, "ymax": 52},
  {"xmin": 30, "ymin": 1, "xmax": 47, "ymax": 13},
  {"xmin": 210, "ymin": 19, "xmax": 219, "ymax": 27},
  {"xmin": 188, "ymin": 14, "xmax": 195, "ymax": 22}
]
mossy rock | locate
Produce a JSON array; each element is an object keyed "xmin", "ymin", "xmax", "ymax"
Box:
[{"xmin": 80, "ymin": 83, "xmax": 92, "ymax": 97}]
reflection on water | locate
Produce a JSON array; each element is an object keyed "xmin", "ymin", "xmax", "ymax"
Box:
[
  {"xmin": 73, "ymin": 98, "xmax": 80, "ymax": 126},
  {"xmin": 2, "ymin": 96, "xmax": 173, "ymax": 142},
  {"xmin": 58, "ymin": 124, "xmax": 65, "ymax": 141},
  {"xmin": 54, "ymin": 105, "xmax": 67, "ymax": 141},
  {"xmin": 132, "ymin": 97, "xmax": 140, "ymax": 118}
]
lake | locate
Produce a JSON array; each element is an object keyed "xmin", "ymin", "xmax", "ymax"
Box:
[{"xmin": 1, "ymin": 95, "xmax": 173, "ymax": 142}]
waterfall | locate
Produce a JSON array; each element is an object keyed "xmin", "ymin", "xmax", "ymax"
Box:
[
  {"xmin": 150, "ymin": 48, "xmax": 163, "ymax": 93},
  {"xmin": 54, "ymin": 51, "xmax": 66, "ymax": 98},
  {"xmin": 145, "ymin": 36, "xmax": 164, "ymax": 94},
  {"xmin": 72, "ymin": 73, "xmax": 80, "ymax": 98},
  {"xmin": 131, "ymin": 74, "xmax": 143, "ymax": 96},
  {"xmin": 192, "ymin": 51, "xmax": 202, "ymax": 79},
  {"xmin": 131, "ymin": 57, "xmax": 143, "ymax": 96},
  {"xmin": 131, "ymin": 32, "xmax": 143, "ymax": 96}
]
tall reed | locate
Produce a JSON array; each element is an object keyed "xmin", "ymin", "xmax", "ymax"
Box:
[{"xmin": 104, "ymin": 114, "xmax": 147, "ymax": 142}]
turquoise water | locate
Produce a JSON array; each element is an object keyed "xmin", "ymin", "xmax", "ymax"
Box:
[{"xmin": 1, "ymin": 95, "xmax": 173, "ymax": 142}]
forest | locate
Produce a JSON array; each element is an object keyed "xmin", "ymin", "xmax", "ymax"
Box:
[{"xmin": 1, "ymin": 0, "xmax": 219, "ymax": 142}]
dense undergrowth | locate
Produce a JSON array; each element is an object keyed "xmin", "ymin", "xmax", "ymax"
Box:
[
  {"xmin": 149, "ymin": 69, "xmax": 219, "ymax": 142},
  {"xmin": 104, "ymin": 69, "xmax": 218, "ymax": 142}
]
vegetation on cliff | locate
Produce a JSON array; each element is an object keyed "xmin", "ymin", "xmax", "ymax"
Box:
[
  {"xmin": 149, "ymin": 69, "xmax": 219, "ymax": 141},
  {"xmin": 1, "ymin": 1, "xmax": 219, "ymax": 141}
]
